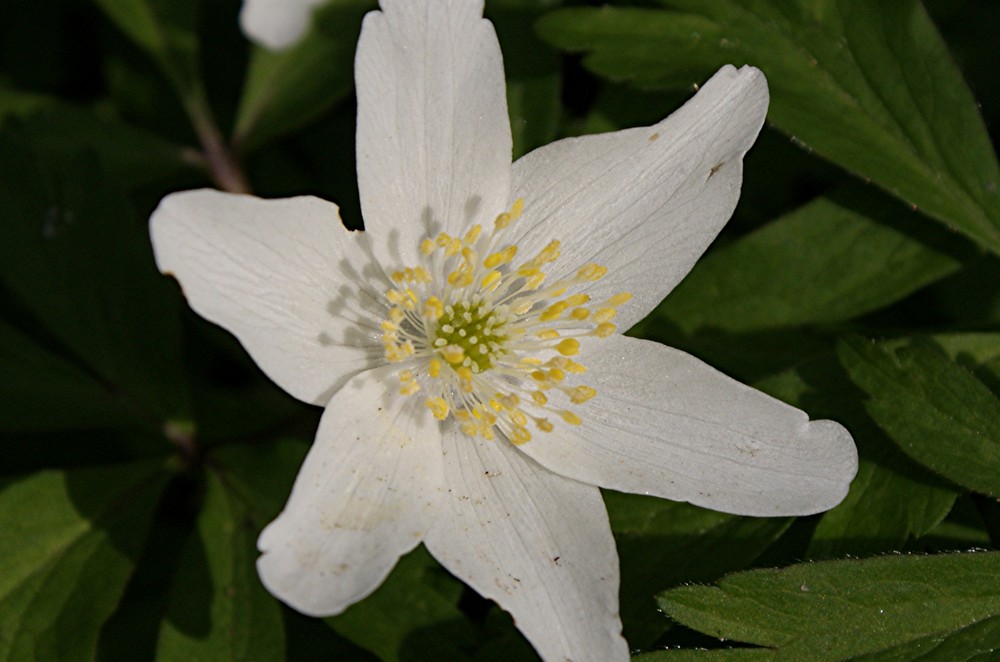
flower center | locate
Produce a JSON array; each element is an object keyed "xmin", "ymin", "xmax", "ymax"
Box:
[{"xmin": 380, "ymin": 199, "xmax": 630, "ymax": 444}]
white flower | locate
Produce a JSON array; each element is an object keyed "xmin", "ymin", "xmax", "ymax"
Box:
[
  {"xmin": 240, "ymin": 0, "xmax": 326, "ymax": 50},
  {"xmin": 151, "ymin": 0, "xmax": 858, "ymax": 659}
]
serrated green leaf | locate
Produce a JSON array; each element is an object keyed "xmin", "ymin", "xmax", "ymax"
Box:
[
  {"xmin": 0, "ymin": 131, "xmax": 190, "ymax": 426},
  {"xmin": 537, "ymin": 0, "xmax": 1000, "ymax": 256},
  {"xmin": 233, "ymin": 0, "xmax": 374, "ymax": 153},
  {"xmin": 658, "ymin": 187, "xmax": 963, "ymax": 334},
  {"xmin": 635, "ymin": 650, "xmax": 774, "ymax": 661},
  {"xmin": 838, "ymin": 336, "xmax": 1000, "ymax": 498},
  {"xmin": 156, "ymin": 470, "xmax": 284, "ymax": 662},
  {"xmin": 754, "ymin": 356, "xmax": 958, "ymax": 559},
  {"xmin": 0, "ymin": 460, "xmax": 169, "ymax": 661},
  {"xmin": 604, "ymin": 492, "xmax": 791, "ymax": 648},
  {"xmin": 89, "ymin": 0, "xmax": 199, "ymax": 97},
  {"xmin": 658, "ymin": 551, "xmax": 1000, "ymax": 660}
]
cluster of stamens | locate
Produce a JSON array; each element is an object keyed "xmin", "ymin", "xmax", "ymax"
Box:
[{"xmin": 380, "ymin": 199, "xmax": 630, "ymax": 444}]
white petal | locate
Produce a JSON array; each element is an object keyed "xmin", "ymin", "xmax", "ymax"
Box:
[
  {"xmin": 240, "ymin": 0, "xmax": 325, "ymax": 50},
  {"xmin": 150, "ymin": 189, "xmax": 386, "ymax": 406},
  {"xmin": 355, "ymin": 0, "xmax": 512, "ymax": 271},
  {"xmin": 425, "ymin": 428, "xmax": 629, "ymax": 662},
  {"xmin": 518, "ymin": 335, "xmax": 858, "ymax": 517},
  {"xmin": 240, "ymin": 0, "xmax": 326, "ymax": 50},
  {"xmin": 508, "ymin": 65, "xmax": 768, "ymax": 330},
  {"xmin": 257, "ymin": 367, "xmax": 444, "ymax": 616}
]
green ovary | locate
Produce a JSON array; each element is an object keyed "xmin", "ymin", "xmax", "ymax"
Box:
[{"xmin": 435, "ymin": 302, "xmax": 509, "ymax": 373}]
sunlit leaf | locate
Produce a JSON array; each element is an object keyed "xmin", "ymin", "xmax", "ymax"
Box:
[
  {"xmin": 838, "ymin": 336, "xmax": 1000, "ymax": 498},
  {"xmin": 0, "ymin": 460, "xmax": 169, "ymax": 661},
  {"xmin": 659, "ymin": 187, "xmax": 963, "ymax": 333},
  {"xmin": 537, "ymin": 0, "xmax": 1000, "ymax": 255},
  {"xmin": 659, "ymin": 551, "xmax": 1000, "ymax": 660}
]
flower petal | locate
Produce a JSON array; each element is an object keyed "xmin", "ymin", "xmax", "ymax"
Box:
[
  {"xmin": 355, "ymin": 0, "xmax": 512, "ymax": 270},
  {"xmin": 150, "ymin": 189, "xmax": 385, "ymax": 406},
  {"xmin": 518, "ymin": 335, "xmax": 858, "ymax": 517},
  {"xmin": 240, "ymin": 0, "xmax": 326, "ymax": 50},
  {"xmin": 425, "ymin": 428, "xmax": 629, "ymax": 662},
  {"xmin": 508, "ymin": 65, "xmax": 768, "ymax": 330},
  {"xmin": 257, "ymin": 366, "xmax": 444, "ymax": 616}
]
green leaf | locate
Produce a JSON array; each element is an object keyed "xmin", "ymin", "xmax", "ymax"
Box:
[
  {"xmin": 635, "ymin": 650, "xmax": 774, "ymax": 661},
  {"xmin": 658, "ymin": 551, "xmax": 1000, "ymax": 660},
  {"xmin": 89, "ymin": 0, "xmax": 199, "ymax": 97},
  {"xmin": 0, "ymin": 460, "xmax": 169, "ymax": 661},
  {"xmin": 489, "ymin": 0, "xmax": 563, "ymax": 159},
  {"xmin": 838, "ymin": 336, "xmax": 1000, "ymax": 498},
  {"xmin": 658, "ymin": 187, "xmax": 963, "ymax": 334},
  {"xmin": 233, "ymin": 0, "xmax": 374, "ymax": 153},
  {"xmin": 754, "ymin": 355, "xmax": 958, "ymax": 559},
  {"xmin": 537, "ymin": 0, "xmax": 1000, "ymax": 256},
  {"xmin": 0, "ymin": 319, "xmax": 131, "ymax": 432},
  {"xmin": 604, "ymin": 492, "xmax": 791, "ymax": 648},
  {"xmin": 0, "ymin": 130, "xmax": 190, "ymax": 425},
  {"xmin": 0, "ymin": 89, "xmax": 200, "ymax": 188},
  {"xmin": 156, "ymin": 470, "xmax": 284, "ymax": 661}
]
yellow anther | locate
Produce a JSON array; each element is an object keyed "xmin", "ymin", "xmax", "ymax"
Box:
[
  {"xmin": 511, "ymin": 198, "xmax": 524, "ymax": 219},
  {"xmin": 389, "ymin": 307, "xmax": 405, "ymax": 323},
  {"xmin": 532, "ymin": 370, "xmax": 548, "ymax": 382},
  {"xmin": 387, "ymin": 289, "xmax": 407, "ymax": 305},
  {"xmin": 482, "ymin": 270, "xmax": 502, "ymax": 291},
  {"xmin": 498, "ymin": 393, "xmax": 520, "ymax": 408},
  {"xmin": 445, "ymin": 238, "xmax": 462, "ymax": 257},
  {"xmin": 454, "ymin": 409, "xmax": 471, "ymax": 421},
  {"xmin": 521, "ymin": 357, "xmax": 543, "ymax": 366},
  {"xmin": 463, "ymin": 224, "xmax": 482, "ymax": 245},
  {"xmin": 531, "ymin": 391, "xmax": 548, "ymax": 406},
  {"xmin": 548, "ymin": 368, "xmax": 565, "ymax": 382},
  {"xmin": 570, "ymin": 385, "xmax": 597, "ymax": 404},
  {"xmin": 413, "ymin": 266, "xmax": 431, "ymax": 283},
  {"xmin": 594, "ymin": 308, "xmax": 617, "ymax": 323},
  {"xmin": 510, "ymin": 409, "xmax": 528, "ymax": 428},
  {"xmin": 556, "ymin": 338, "xmax": 580, "ymax": 356},
  {"xmin": 595, "ymin": 323, "xmax": 616, "ymax": 338},
  {"xmin": 461, "ymin": 420, "xmax": 479, "ymax": 436},
  {"xmin": 537, "ymin": 419, "xmax": 554, "ymax": 433},
  {"xmin": 441, "ymin": 345, "xmax": 466, "ymax": 364},
  {"xmin": 560, "ymin": 410, "xmax": 582, "ymax": 426},
  {"xmin": 537, "ymin": 329, "xmax": 560, "ymax": 340},
  {"xmin": 517, "ymin": 266, "xmax": 542, "ymax": 278},
  {"xmin": 425, "ymin": 397, "xmax": 449, "ymax": 420},
  {"xmin": 401, "ymin": 340, "xmax": 415, "ymax": 357},
  {"xmin": 563, "ymin": 359, "xmax": 587, "ymax": 374},
  {"xmin": 424, "ymin": 296, "xmax": 444, "ymax": 320},
  {"xmin": 391, "ymin": 271, "xmax": 406, "ymax": 282},
  {"xmin": 421, "ymin": 238, "xmax": 436, "ymax": 255},
  {"xmin": 608, "ymin": 292, "xmax": 632, "ymax": 306},
  {"xmin": 461, "ymin": 246, "xmax": 477, "ymax": 264},
  {"xmin": 380, "ymin": 320, "xmax": 397, "ymax": 332},
  {"xmin": 509, "ymin": 426, "xmax": 532, "ymax": 445},
  {"xmin": 526, "ymin": 273, "xmax": 546, "ymax": 290},
  {"xmin": 540, "ymin": 301, "xmax": 568, "ymax": 322},
  {"xmin": 494, "ymin": 212, "xmax": 512, "ymax": 230},
  {"xmin": 435, "ymin": 232, "xmax": 452, "ymax": 247},
  {"xmin": 428, "ymin": 358, "xmax": 442, "ymax": 378},
  {"xmin": 533, "ymin": 240, "xmax": 561, "ymax": 266},
  {"xmin": 565, "ymin": 293, "xmax": 590, "ymax": 307},
  {"xmin": 489, "ymin": 398, "xmax": 503, "ymax": 412},
  {"xmin": 484, "ymin": 245, "xmax": 517, "ymax": 268},
  {"xmin": 577, "ymin": 263, "xmax": 608, "ymax": 281},
  {"xmin": 570, "ymin": 307, "xmax": 590, "ymax": 321}
]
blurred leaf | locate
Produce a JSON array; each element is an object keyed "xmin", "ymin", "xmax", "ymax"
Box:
[
  {"xmin": 0, "ymin": 88, "xmax": 200, "ymax": 188},
  {"xmin": 0, "ymin": 460, "xmax": 169, "ymax": 661},
  {"xmin": 233, "ymin": 0, "xmax": 373, "ymax": 153},
  {"xmin": 489, "ymin": 0, "xmax": 562, "ymax": 159},
  {"xmin": 604, "ymin": 492, "xmax": 791, "ymax": 648},
  {"xmin": 838, "ymin": 336, "xmax": 1000, "ymax": 498},
  {"xmin": 537, "ymin": 0, "xmax": 1000, "ymax": 256},
  {"xmin": 658, "ymin": 551, "xmax": 1000, "ymax": 660},
  {"xmin": 755, "ymin": 355, "xmax": 958, "ymax": 559},
  {"xmin": 156, "ymin": 470, "xmax": 284, "ymax": 661},
  {"xmin": 210, "ymin": 439, "xmax": 309, "ymax": 526},
  {"xmin": 0, "ymin": 131, "xmax": 191, "ymax": 426},
  {"xmin": 89, "ymin": 0, "xmax": 199, "ymax": 97},
  {"xmin": 0, "ymin": 318, "xmax": 131, "ymax": 432},
  {"xmin": 659, "ymin": 187, "xmax": 963, "ymax": 334}
]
